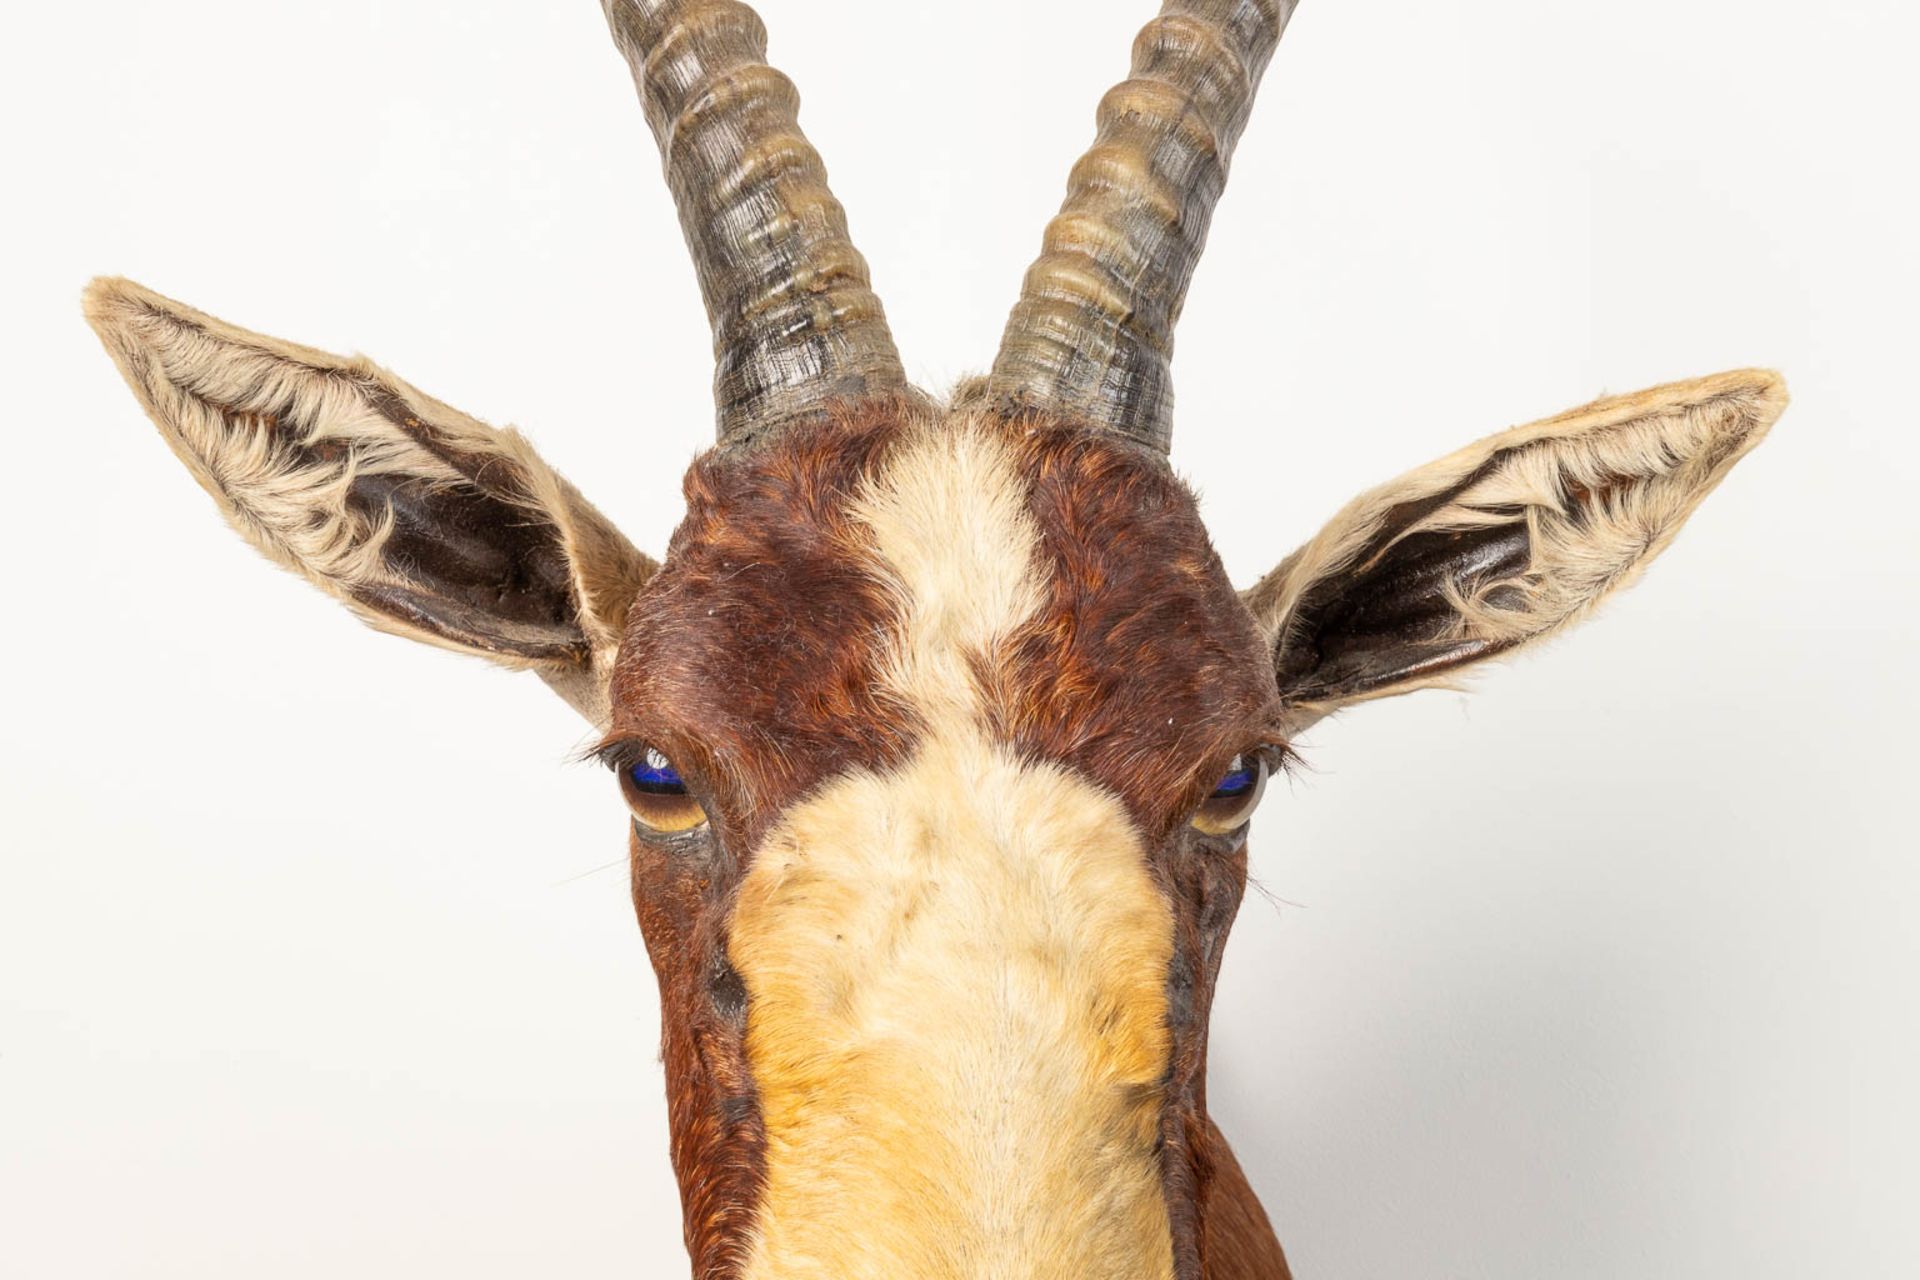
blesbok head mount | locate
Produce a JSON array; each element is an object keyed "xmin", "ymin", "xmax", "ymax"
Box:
[{"xmin": 84, "ymin": 0, "xmax": 1785, "ymax": 1276}]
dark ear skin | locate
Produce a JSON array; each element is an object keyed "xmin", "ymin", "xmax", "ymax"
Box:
[
  {"xmin": 1244, "ymin": 369, "xmax": 1787, "ymax": 733},
  {"xmin": 1266, "ymin": 512, "xmax": 1533, "ymax": 709},
  {"xmin": 83, "ymin": 277, "xmax": 655, "ymax": 726}
]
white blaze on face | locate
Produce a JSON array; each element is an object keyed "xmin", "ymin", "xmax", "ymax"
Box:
[{"xmin": 731, "ymin": 421, "xmax": 1179, "ymax": 1279}]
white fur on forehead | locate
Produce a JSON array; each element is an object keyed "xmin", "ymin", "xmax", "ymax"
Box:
[
  {"xmin": 1249, "ymin": 369, "xmax": 1787, "ymax": 720},
  {"xmin": 848, "ymin": 417, "xmax": 1047, "ymax": 725}
]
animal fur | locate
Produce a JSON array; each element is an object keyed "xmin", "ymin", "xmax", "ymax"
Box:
[
  {"xmin": 602, "ymin": 402, "xmax": 1282, "ymax": 1273},
  {"xmin": 81, "ymin": 276, "xmax": 653, "ymax": 725},
  {"xmin": 1243, "ymin": 369, "xmax": 1787, "ymax": 733},
  {"xmin": 79, "ymin": 4, "xmax": 1788, "ymax": 1275},
  {"xmin": 87, "ymin": 276, "xmax": 1786, "ymax": 1274}
]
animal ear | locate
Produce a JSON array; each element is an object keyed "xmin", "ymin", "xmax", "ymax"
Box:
[
  {"xmin": 1243, "ymin": 369, "xmax": 1787, "ymax": 734},
  {"xmin": 83, "ymin": 277, "xmax": 656, "ymax": 727}
]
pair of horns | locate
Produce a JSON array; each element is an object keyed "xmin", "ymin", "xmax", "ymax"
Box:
[{"xmin": 603, "ymin": 0, "xmax": 1296, "ymax": 450}]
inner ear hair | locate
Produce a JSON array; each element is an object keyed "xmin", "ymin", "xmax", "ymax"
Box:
[
  {"xmin": 83, "ymin": 277, "xmax": 655, "ymax": 725},
  {"xmin": 1244, "ymin": 369, "xmax": 1787, "ymax": 732}
]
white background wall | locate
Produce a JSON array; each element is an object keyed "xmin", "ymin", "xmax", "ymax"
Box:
[{"xmin": 3, "ymin": 1, "xmax": 1914, "ymax": 1275}]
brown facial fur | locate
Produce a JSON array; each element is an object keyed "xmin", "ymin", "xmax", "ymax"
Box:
[
  {"xmin": 990, "ymin": 423, "xmax": 1282, "ymax": 1277},
  {"xmin": 608, "ymin": 404, "xmax": 917, "ymax": 1275},
  {"xmin": 605, "ymin": 399, "xmax": 1282, "ymax": 1277}
]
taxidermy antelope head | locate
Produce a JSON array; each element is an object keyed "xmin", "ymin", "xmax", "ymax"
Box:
[{"xmin": 84, "ymin": 1, "xmax": 1785, "ymax": 1276}]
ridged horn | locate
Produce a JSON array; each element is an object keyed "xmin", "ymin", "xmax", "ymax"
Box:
[
  {"xmin": 988, "ymin": 0, "xmax": 1299, "ymax": 452},
  {"xmin": 601, "ymin": 0, "xmax": 908, "ymax": 444}
]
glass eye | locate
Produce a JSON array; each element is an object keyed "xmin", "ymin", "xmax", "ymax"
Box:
[
  {"xmin": 1191, "ymin": 752, "xmax": 1270, "ymax": 836},
  {"xmin": 619, "ymin": 748, "xmax": 708, "ymax": 835}
]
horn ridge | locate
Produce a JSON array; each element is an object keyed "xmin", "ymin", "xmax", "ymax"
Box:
[
  {"xmin": 603, "ymin": 0, "xmax": 907, "ymax": 444},
  {"xmin": 989, "ymin": 0, "xmax": 1298, "ymax": 452}
]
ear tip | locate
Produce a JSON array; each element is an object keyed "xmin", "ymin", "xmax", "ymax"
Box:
[
  {"xmin": 81, "ymin": 275, "xmax": 165, "ymax": 341},
  {"xmin": 81, "ymin": 275, "xmax": 129, "ymax": 327},
  {"xmin": 1683, "ymin": 366, "xmax": 1789, "ymax": 433},
  {"xmin": 1729, "ymin": 366, "xmax": 1790, "ymax": 427},
  {"xmin": 82, "ymin": 272, "xmax": 141, "ymax": 304},
  {"xmin": 1730, "ymin": 364, "xmax": 1787, "ymax": 397}
]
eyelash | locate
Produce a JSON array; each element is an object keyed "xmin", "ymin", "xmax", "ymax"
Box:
[{"xmin": 592, "ymin": 738, "xmax": 665, "ymax": 775}]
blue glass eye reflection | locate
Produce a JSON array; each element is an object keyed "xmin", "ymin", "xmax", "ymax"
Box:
[
  {"xmin": 1212, "ymin": 759, "xmax": 1257, "ymax": 798},
  {"xmin": 630, "ymin": 748, "xmax": 686, "ymax": 794}
]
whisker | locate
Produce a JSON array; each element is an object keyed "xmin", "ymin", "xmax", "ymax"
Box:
[
  {"xmin": 1245, "ymin": 873, "xmax": 1306, "ymax": 916},
  {"xmin": 551, "ymin": 858, "xmax": 627, "ymax": 888}
]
